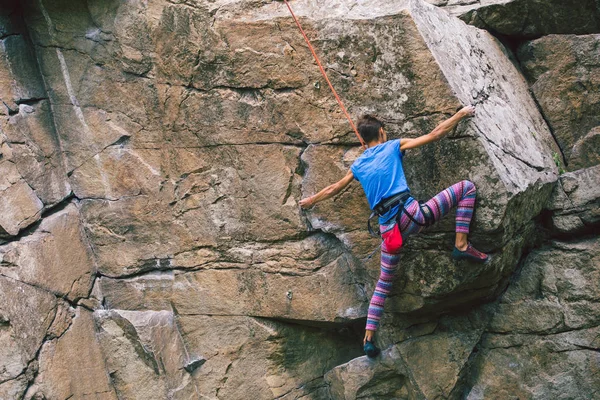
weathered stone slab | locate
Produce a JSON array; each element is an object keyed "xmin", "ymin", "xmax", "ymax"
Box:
[
  {"xmin": 546, "ymin": 164, "xmax": 600, "ymax": 234},
  {"xmin": 0, "ymin": 162, "xmax": 43, "ymax": 237},
  {"xmin": 177, "ymin": 315, "xmax": 361, "ymax": 399},
  {"xmin": 0, "ymin": 376, "xmax": 29, "ymax": 400},
  {"xmin": 490, "ymin": 237, "xmax": 600, "ymax": 334},
  {"xmin": 98, "ymin": 233, "xmax": 368, "ymax": 323},
  {"xmin": 2, "ymin": 100, "xmax": 71, "ymax": 205},
  {"xmin": 467, "ymin": 328, "xmax": 600, "ymax": 399},
  {"xmin": 0, "ymin": 9, "xmax": 70, "ymax": 207},
  {"xmin": 518, "ymin": 34, "xmax": 600, "ymax": 170},
  {"xmin": 78, "ymin": 143, "xmax": 306, "ymax": 278},
  {"xmin": 25, "ymin": 308, "xmax": 118, "ymax": 400},
  {"xmin": 438, "ymin": 0, "xmax": 600, "ymax": 37},
  {"xmin": 0, "ymin": 276, "xmax": 56, "ymax": 383},
  {"xmin": 0, "ymin": 33, "xmax": 46, "ymax": 104},
  {"xmin": 323, "ymin": 234, "xmax": 600, "ymax": 399},
  {"xmin": 570, "ymin": 126, "xmax": 600, "ymax": 170},
  {"xmin": 396, "ymin": 329, "xmax": 482, "ymax": 399},
  {"xmin": 94, "ymin": 310, "xmax": 197, "ymax": 400},
  {"xmin": 324, "ymin": 311, "xmax": 487, "ymax": 399},
  {"xmin": 0, "ymin": 203, "xmax": 95, "ymax": 301},
  {"xmin": 324, "ymin": 347, "xmax": 410, "ymax": 400}
]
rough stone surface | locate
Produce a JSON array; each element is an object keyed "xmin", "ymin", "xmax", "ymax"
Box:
[
  {"xmin": 323, "ymin": 238, "xmax": 600, "ymax": 398},
  {"xmin": 0, "ymin": 276, "xmax": 56, "ymax": 393},
  {"xmin": 177, "ymin": 315, "xmax": 362, "ymax": 399},
  {"xmin": 0, "ymin": 0, "xmax": 597, "ymax": 398},
  {"xmin": 24, "ymin": 308, "xmax": 118, "ymax": 400},
  {"xmin": 570, "ymin": 126, "xmax": 600, "ymax": 170},
  {"xmin": 546, "ymin": 164, "xmax": 600, "ymax": 235},
  {"xmin": 0, "ymin": 203, "xmax": 95, "ymax": 301},
  {"xmin": 436, "ymin": 0, "xmax": 600, "ymax": 37},
  {"xmin": 324, "ymin": 347, "xmax": 410, "ymax": 399},
  {"xmin": 0, "ymin": 165, "xmax": 43, "ymax": 237},
  {"xmin": 98, "ymin": 233, "xmax": 368, "ymax": 322},
  {"xmin": 464, "ymin": 238, "xmax": 600, "ymax": 399},
  {"xmin": 518, "ymin": 34, "xmax": 600, "ymax": 170},
  {"xmin": 94, "ymin": 309, "xmax": 197, "ymax": 400},
  {"xmin": 0, "ymin": 2, "xmax": 71, "ymax": 212}
]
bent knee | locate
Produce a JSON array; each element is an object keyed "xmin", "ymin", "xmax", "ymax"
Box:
[{"xmin": 462, "ymin": 179, "xmax": 476, "ymax": 195}]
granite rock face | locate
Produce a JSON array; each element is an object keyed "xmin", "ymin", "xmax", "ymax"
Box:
[
  {"xmin": 0, "ymin": 0, "xmax": 597, "ymax": 399},
  {"xmin": 325, "ymin": 237, "xmax": 600, "ymax": 399},
  {"xmin": 0, "ymin": 203, "xmax": 95, "ymax": 301},
  {"xmin": 0, "ymin": 2, "xmax": 71, "ymax": 241},
  {"xmin": 545, "ymin": 164, "xmax": 600, "ymax": 235},
  {"xmin": 518, "ymin": 34, "xmax": 600, "ymax": 170},
  {"xmin": 433, "ymin": 0, "xmax": 600, "ymax": 37}
]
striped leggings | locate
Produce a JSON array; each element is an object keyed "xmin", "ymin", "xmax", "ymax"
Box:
[{"xmin": 365, "ymin": 180, "xmax": 477, "ymax": 332}]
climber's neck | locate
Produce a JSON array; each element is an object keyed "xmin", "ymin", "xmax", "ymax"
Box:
[
  {"xmin": 365, "ymin": 128, "xmax": 387, "ymax": 149},
  {"xmin": 366, "ymin": 140, "xmax": 382, "ymax": 149}
]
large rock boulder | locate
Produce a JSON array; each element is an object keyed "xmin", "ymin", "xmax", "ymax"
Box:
[
  {"xmin": 10, "ymin": 0, "xmax": 557, "ymax": 362},
  {"xmin": 21, "ymin": 0, "xmax": 557, "ymax": 321},
  {"xmin": 434, "ymin": 0, "xmax": 600, "ymax": 37},
  {"xmin": 95, "ymin": 309, "xmax": 362, "ymax": 399},
  {"xmin": 2, "ymin": 0, "xmax": 597, "ymax": 398},
  {"xmin": 545, "ymin": 164, "xmax": 600, "ymax": 235},
  {"xmin": 24, "ymin": 308, "xmax": 118, "ymax": 400},
  {"xmin": 518, "ymin": 34, "xmax": 600, "ymax": 170},
  {"xmin": 323, "ymin": 237, "xmax": 600, "ymax": 399},
  {"xmin": 289, "ymin": 0, "xmax": 558, "ymax": 315},
  {"xmin": 0, "ymin": 3, "xmax": 71, "ymax": 226},
  {"xmin": 466, "ymin": 237, "xmax": 600, "ymax": 398},
  {"xmin": 324, "ymin": 309, "xmax": 490, "ymax": 399},
  {"xmin": 0, "ymin": 276, "xmax": 57, "ymax": 399},
  {"xmin": 0, "ymin": 203, "xmax": 95, "ymax": 301}
]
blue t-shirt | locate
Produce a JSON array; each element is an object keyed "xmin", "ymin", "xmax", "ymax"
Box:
[{"xmin": 350, "ymin": 139, "xmax": 409, "ymax": 224}]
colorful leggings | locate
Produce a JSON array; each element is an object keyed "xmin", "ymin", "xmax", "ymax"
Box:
[{"xmin": 365, "ymin": 180, "xmax": 477, "ymax": 332}]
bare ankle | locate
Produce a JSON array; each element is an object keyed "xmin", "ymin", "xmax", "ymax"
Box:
[{"xmin": 455, "ymin": 233, "xmax": 468, "ymax": 251}]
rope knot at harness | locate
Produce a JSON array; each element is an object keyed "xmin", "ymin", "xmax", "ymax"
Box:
[{"xmin": 282, "ymin": 0, "xmax": 366, "ymax": 150}]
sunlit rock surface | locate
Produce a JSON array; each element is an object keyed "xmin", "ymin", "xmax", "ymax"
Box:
[{"xmin": 0, "ymin": 0, "xmax": 597, "ymax": 398}]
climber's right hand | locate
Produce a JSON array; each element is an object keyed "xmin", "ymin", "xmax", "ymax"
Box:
[
  {"xmin": 299, "ymin": 197, "xmax": 314, "ymax": 209},
  {"xmin": 459, "ymin": 105, "xmax": 476, "ymax": 118}
]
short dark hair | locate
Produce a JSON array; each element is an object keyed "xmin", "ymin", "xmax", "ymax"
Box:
[{"xmin": 357, "ymin": 114, "xmax": 384, "ymax": 143}]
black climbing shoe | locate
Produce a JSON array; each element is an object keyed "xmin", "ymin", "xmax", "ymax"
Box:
[
  {"xmin": 364, "ymin": 340, "xmax": 380, "ymax": 358},
  {"xmin": 452, "ymin": 243, "xmax": 490, "ymax": 264}
]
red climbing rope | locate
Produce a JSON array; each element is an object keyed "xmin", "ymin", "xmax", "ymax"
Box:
[{"xmin": 283, "ymin": 0, "xmax": 366, "ymax": 149}]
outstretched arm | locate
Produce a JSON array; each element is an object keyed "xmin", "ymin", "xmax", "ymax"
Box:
[
  {"xmin": 400, "ymin": 105, "xmax": 475, "ymax": 151},
  {"xmin": 299, "ymin": 169, "xmax": 354, "ymax": 208}
]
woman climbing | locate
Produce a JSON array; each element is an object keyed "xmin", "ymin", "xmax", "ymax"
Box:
[{"xmin": 299, "ymin": 106, "xmax": 489, "ymax": 357}]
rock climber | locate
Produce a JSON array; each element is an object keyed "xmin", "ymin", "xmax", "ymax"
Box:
[{"xmin": 299, "ymin": 105, "xmax": 489, "ymax": 357}]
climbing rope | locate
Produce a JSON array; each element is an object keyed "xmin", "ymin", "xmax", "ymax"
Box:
[{"xmin": 282, "ymin": 0, "xmax": 366, "ymax": 149}]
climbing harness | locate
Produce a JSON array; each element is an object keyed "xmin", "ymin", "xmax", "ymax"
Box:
[
  {"xmin": 367, "ymin": 191, "xmax": 434, "ymax": 237},
  {"xmin": 282, "ymin": 0, "xmax": 366, "ymax": 149}
]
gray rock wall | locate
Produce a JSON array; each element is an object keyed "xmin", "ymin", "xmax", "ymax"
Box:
[{"xmin": 0, "ymin": 0, "xmax": 598, "ymax": 399}]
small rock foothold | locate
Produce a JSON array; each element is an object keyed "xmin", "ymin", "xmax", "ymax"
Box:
[
  {"xmin": 184, "ymin": 356, "xmax": 206, "ymax": 373},
  {"xmin": 286, "ymin": 290, "xmax": 293, "ymax": 300}
]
